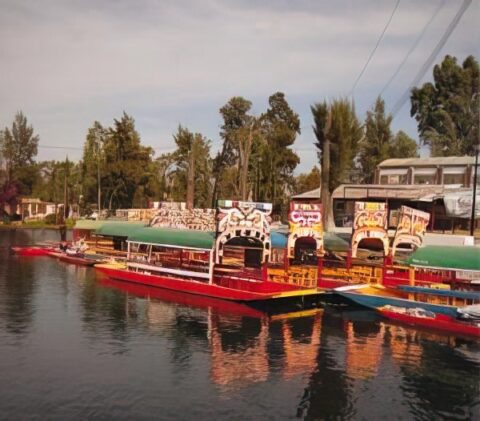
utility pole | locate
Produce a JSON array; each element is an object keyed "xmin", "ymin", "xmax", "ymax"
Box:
[
  {"xmin": 470, "ymin": 142, "xmax": 479, "ymax": 236},
  {"xmin": 96, "ymin": 132, "xmax": 101, "ymax": 219},
  {"xmin": 321, "ymin": 110, "xmax": 333, "ymax": 231},
  {"xmin": 186, "ymin": 138, "xmax": 195, "ymax": 210},
  {"xmin": 63, "ymin": 156, "xmax": 69, "ymax": 221}
]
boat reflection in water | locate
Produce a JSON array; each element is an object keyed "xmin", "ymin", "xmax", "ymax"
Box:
[
  {"xmin": 99, "ymin": 277, "xmax": 325, "ymax": 390},
  {"xmin": 98, "ymin": 275, "xmax": 479, "ymax": 417}
]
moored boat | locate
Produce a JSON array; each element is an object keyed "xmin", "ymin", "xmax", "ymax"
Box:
[
  {"xmin": 11, "ymin": 246, "xmax": 53, "ymax": 256},
  {"xmin": 334, "ymin": 284, "xmax": 480, "ymax": 318},
  {"xmin": 378, "ymin": 305, "xmax": 480, "ymax": 337},
  {"xmin": 95, "ymin": 201, "xmax": 325, "ymax": 306}
]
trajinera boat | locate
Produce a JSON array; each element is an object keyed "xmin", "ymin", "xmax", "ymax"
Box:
[{"xmin": 95, "ymin": 201, "xmax": 324, "ymax": 306}]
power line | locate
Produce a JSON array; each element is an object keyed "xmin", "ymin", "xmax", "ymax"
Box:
[
  {"xmin": 391, "ymin": 0, "xmax": 472, "ymax": 117},
  {"xmin": 349, "ymin": 0, "xmax": 401, "ymax": 97},
  {"xmin": 379, "ymin": 0, "xmax": 445, "ymax": 98}
]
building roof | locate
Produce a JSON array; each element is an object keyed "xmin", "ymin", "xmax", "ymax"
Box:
[
  {"xmin": 379, "ymin": 156, "xmax": 475, "ymax": 168},
  {"xmin": 332, "ymin": 184, "xmax": 445, "ymax": 200},
  {"xmin": 291, "ymin": 187, "xmax": 321, "ymax": 200}
]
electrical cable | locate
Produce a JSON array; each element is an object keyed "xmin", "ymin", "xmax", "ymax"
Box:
[
  {"xmin": 391, "ymin": 0, "xmax": 472, "ymax": 117},
  {"xmin": 379, "ymin": 0, "xmax": 445, "ymax": 98},
  {"xmin": 349, "ymin": 0, "xmax": 401, "ymax": 97}
]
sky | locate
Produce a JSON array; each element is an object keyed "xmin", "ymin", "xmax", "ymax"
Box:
[{"xmin": 0, "ymin": 0, "xmax": 478, "ymax": 174}]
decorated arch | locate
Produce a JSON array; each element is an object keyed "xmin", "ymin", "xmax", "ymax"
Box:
[
  {"xmin": 287, "ymin": 202, "xmax": 323, "ymax": 259},
  {"xmin": 215, "ymin": 200, "xmax": 272, "ymax": 264},
  {"xmin": 391, "ymin": 206, "xmax": 430, "ymax": 256},
  {"xmin": 351, "ymin": 202, "xmax": 389, "ymax": 258}
]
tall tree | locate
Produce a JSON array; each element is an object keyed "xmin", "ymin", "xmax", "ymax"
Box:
[
  {"xmin": 312, "ymin": 99, "xmax": 362, "ymax": 230},
  {"xmin": 358, "ymin": 97, "xmax": 393, "ymax": 183},
  {"xmin": 170, "ymin": 125, "xmax": 212, "ymax": 208},
  {"xmin": 259, "ymin": 92, "xmax": 300, "ymax": 212},
  {"xmin": 101, "ymin": 112, "xmax": 154, "ymax": 210},
  {"xmin": 389, "ymin": 130, "xmax": 419, "ymax": 159},
  {"xmin": 294, "ymin": 166, "xmax": 321, "ymax": 195},
  {"xmin": 216, "ymin": 96, "xmax": 257, "ymax": 203},
  {"xmin": 1, "ymin": 111, "xmax": 40, "ymax": 195},
  {"xmin": 411, "ymin": 55, "xmax": 479, "ymax": 156},
  {"xmin": 80, "ymin": 121, "xmax": 107, "ymax": 210}
]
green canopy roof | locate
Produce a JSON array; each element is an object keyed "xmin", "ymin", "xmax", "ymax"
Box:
[
  {"xmin": 128, "ymin": 227, "xmax": 215, "ymax": 250},
  {"xmin": 407, "ymin": 245, "xmax": 480, "ymax": 272},
  {"xmin": 95, "ymin": 221, "xmax": 147, "ymax": 238},
  {"xmin": 74, "ymin": 219, "xmax": 104, "ymax": 230}
]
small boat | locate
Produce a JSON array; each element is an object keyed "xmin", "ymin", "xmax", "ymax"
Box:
[
  {"xmin": 334, "ymin": 284, "xmax": 480, "ymax": 318},
  {"xmin": 57, "ymin": 253, "xmax": 100, "ymax": 266},
  {"xmin": 378, "ymin": 305, "xmax": 480, "ymax": 337},
  {"xmin": 11, "ymin": 246, "xmax": 53, "ymax": 256}
]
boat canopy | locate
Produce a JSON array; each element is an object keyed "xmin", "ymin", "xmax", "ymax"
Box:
[
  {"xmin": 270, "ymin": 231, "xmax": 350, "ymax": 252},
  {"xmin": 406, "ymin": 245, "xmax": 480, "ymax": 272},
  {"xmin": 74, "ymin": 219, "xmax": 104, "ymax": 230},
  {"xmin": 95, "ymin": 221, "xmax": 147, "ymax": 238},
  {"xmin": 271, "ymin": 231, "xmax": 287, "ymax": 248},
  {"xmin": 127, "ymin": 227, "xmax": 215, "ymax": 251}
]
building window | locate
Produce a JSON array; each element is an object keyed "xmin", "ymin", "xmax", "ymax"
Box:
[
  {"xmin": 443, "ymin": 173, "xmax": 464, "ymax": 186},
  {"xmin": 380, "ymin": 174, "xmax": 407, "ymax": 185},
  {"xmin": 414, "ymin": 174, "xmax": 436, "ymax": 185}
]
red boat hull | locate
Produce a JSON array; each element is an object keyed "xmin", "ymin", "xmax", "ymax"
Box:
[
  {"xmin": 11, "ymin": 246, "xmax": 52, "ymax": 256},
  {"xmin": 99, "ymin": 278, "xmax": 266, "ymax": 318},
  {"xmin": 379, "ymin": 308, "xmax": 480, "ymax": 338},
  {"xmin": 95, "ymin": 265, "xmax": 311, "ymax": 302}
]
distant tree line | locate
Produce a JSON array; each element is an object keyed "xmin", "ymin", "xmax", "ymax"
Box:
[{"xmin": 0, "ymin": 54, "xmax": 477, "ymax": 222}]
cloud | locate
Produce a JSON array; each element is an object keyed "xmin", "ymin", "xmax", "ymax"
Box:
[{"xmin": 0, "ymin": 0, "xmax": 477, "ymax": 171}]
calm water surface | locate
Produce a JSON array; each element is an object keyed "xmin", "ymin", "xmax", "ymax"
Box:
[{"xmin": 0, "ymin": 230, "xmax": 479, "ymax": 420}]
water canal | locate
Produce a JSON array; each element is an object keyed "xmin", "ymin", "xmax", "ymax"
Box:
[{"xmin": 0, "ymin": 230, "xmax": 479, "ymax": 420}]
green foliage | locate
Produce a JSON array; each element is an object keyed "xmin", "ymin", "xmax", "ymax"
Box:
[
  {"xmin": 44, "ymin": 213, "xmax": 57, "ymax": 225},
  {"xmin": 170, "ymin": 125, "xmax": 212, "ymax": 208},
  {"xmin": 358, "ymin": 98, "xmax": 419, "ymax": 182},
  {"xmin": 214, "ymin": 92, "xmax": 300, "ymax": 212},
  {"xmin": 258, "ymin": 92, "xmax": 300, "ymax": 210},
  {"xmin": 411, "ymin": 55, "xmax": 479, "ymax": 156},
  {"xmin": 80, "ymin": 121, "xmax": 106, "ymax": 206},
  {"xmin": 294, "ymin": 166, "xmax": 321, "ymax": 195},
  {"xmin": 312, "ymin": 98, "xmax": 362, "ymax": 193},
  {"xmin": 390, "ymin": 130, "xmax": 419, "ymax": 159},
  {"xmin": 214, "ymin": 96, "xmax": 255, "ymax": 202},
  {"xmin": 0, "ymin": 111, "xmax": 39, "ymax": 195},
  {"xmin": 358, "ymin": 97, "xmax": 392, "ymax": 183},
  {"xmin": 97, "ymin": 112, "xmax": 155, "ymax": 210}
]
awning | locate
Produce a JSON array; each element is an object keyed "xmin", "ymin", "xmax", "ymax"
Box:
[
  {"xmin": 95, "ymin": 221, "xmax": 147, "ymax": 238},
  {"xmin": 271, "ymin": 231, "xmax": 287, "ymax": 248},
  {"xmin": 442, "ymin": 190, "xmax": 480, "ymax": 218},
  {"xmin": 407, "ymin": 245, "xmax": 480, "ymax": 272},
  {"xmin": 74, "ymin": 219, "xmax": 104, "ymax": 230},
  {"xmin": 128, "ymin": 227, "xmax": 215, "ymax": 250},
  {"xmin": 270, "ymin": 231, "xmax": 350, "ymax": 252}
]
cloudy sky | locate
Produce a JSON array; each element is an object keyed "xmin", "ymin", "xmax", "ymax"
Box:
[{"xmin": 0, "ymin": 0, "xmax": 478, "ymax": 173}]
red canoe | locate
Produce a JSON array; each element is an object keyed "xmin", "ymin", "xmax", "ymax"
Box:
[
  {"xmin": 11, "ymin": 246, "xmax": 52, "ymax": 256},
  {"xmin": 378, "ymin": 305, "xmax": 480, "ymax": 338}
]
